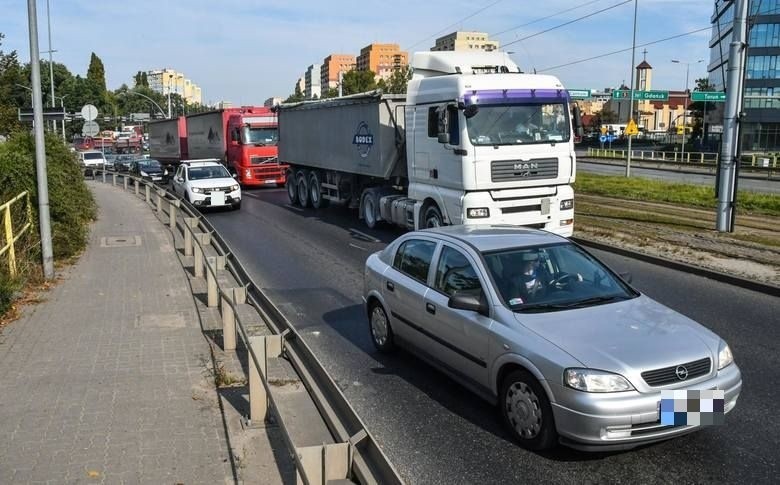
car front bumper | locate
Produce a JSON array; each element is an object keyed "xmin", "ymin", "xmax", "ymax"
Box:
[
  {"xmin": 189, "ymin": 190, "xmax": 241, "ymax": 207},
  {"xmin": 550, "ymin": 363, "xmax": 742, "ymax": 451}
]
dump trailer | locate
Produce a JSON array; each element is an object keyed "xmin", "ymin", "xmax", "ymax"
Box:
[
  {"xmin": 149, "ymin": 117, "xmax": 188, "ymax": 165},
  {"xmin": 278, "ymin": 51, "xmax": 582, "ymax": 235}
]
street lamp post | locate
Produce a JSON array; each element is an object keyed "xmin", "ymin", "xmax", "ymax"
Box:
[
  {"xmin": 53, "ymin": 94, "xmax": 69, "ymax": 140},
  {"xmin": 118, "ymin": 91, "xmax": 168, "ymax": 119},
  {"xmin": 625, "ymin": 0, "xmax": 639, "ymax": 177},
  {"xmin": 671, "ymin": 59, "xmax": 703, "ymax": 163}
]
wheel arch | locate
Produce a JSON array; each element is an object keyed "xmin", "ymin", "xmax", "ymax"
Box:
[{"xmin": 492, "ymin": 354, "xmax": 557, "ymax": 404}]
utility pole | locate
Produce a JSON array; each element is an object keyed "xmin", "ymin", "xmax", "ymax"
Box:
[
  {"xmin": 27, "ymin": 0, "xmax": 55, "ymax": 279},
  {"xmin": 46, "ymin": 0, "xmax": 56, "ymax": 133},
  {"xmin": 625, "ymin": 0, "xmax": 638, "ymax": 177},
  {"xmin": 717, "ymin": 0, "xmax": 749, "ymax": 232}
]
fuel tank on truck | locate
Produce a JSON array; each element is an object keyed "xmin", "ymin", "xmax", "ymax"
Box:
[{"xmin": 277, "ymin": 92, "xmax": 407, "ymax": 180}]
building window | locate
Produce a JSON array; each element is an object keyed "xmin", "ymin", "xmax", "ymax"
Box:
[
  {"xmin": 749, "ymin": 24, "xmax": 780, "ymax": 47},
  {"xmin": 751, "ymin": 0, "xmax": 780, "ymax": 15},
  {"xmin": 746, "ymin": 56, "xmax": 779, "ymax": 79},
  {"xmin": 744, "ymin": 87, "xmax": 780, "ymax": 108}
]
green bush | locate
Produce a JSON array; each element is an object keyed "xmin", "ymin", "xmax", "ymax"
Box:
[{"xmin": 0, "ymin": 131, "xmax": 96, "ymax": 259}]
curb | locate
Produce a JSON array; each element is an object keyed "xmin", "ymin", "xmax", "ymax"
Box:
[{"xmin": 571, "ymin": 236, "xmax": 780, "ymax": 297}]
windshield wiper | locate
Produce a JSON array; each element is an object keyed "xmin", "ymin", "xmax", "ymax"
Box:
[
  {"xmin": 514, "ymin": 302, "xmax": 573, "ymax": 313},
  {"xmin": 558, "ymin": 295, "xmax": 629, "ymax": 309}
]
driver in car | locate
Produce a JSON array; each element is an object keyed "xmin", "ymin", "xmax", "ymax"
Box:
[{"xmin": 507, "ymin": 252, "xmax": 546, "ymax": 305}]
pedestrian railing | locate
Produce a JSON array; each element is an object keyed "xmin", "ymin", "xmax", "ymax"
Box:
[
  {"xmin": 95, "ymin": 169, "xmax": 403, "ymax": 485},
  {"xmin": 587, "ymin": 147, "xmax": 720, "ymax": 165},
  {"xmin": 0, "ymin": 191, "xmax": 32, "ymax": 278},
  {"xmin": 741, "ymin": 153, "xmax": 780, "ymax": 168}
]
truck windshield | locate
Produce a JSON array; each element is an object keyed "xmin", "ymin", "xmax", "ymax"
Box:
[
  {"xmin": 242, "ymin": 127, "xmax": 278, "ymax": 146},
  {"xmin": 466, "ymin": 103, "xmax": 570, "ymax": 146}
]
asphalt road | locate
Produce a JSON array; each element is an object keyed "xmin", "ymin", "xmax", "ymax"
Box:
[
  {"xmin": 577, "ymin": 159, "xmax": 780, "ymax": 194},
  {"xmin": 204, "ymin": 188, "xmax": 779, "ymax": 485}
]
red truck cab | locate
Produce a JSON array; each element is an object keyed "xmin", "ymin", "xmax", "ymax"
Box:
[{"xmin": 227, "ymin": 108, "xmax": 287, "ymax": 187}]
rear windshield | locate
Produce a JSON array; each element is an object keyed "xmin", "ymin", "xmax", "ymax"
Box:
[{"xmin": 83, "ymin": 153, "xmax": 103, "ymax": 160}]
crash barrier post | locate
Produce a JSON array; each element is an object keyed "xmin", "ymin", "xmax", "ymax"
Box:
[{"xmin": 183, "ymin": 217, "xmax": 198, "ymax": 257}]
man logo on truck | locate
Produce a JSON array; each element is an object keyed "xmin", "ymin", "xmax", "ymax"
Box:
[
  {"xmin": 353, "ymin": 121, "xmax": 374, "ymax": 158},
  {"xmin": 165, "ymin": 132, "xmax": 175, "ymax": 145},
  {"xmin": 513, "ymin": 161, "xmax": 539, "ymax": 177}
]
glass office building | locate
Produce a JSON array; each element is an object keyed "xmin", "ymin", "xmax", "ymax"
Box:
[{"xmin": 709, "ymin": 0, "xmax": 780, "ymax": 151}]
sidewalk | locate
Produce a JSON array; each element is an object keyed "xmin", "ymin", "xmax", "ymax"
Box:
[{"xmin": 0, "ymin": 182, "xmax": 235, "ymax": 484}]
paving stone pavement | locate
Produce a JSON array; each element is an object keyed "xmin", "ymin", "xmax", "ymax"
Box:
[{"xmin": 0, "ymin": 181, "xmax": 235, "ymax": 484}]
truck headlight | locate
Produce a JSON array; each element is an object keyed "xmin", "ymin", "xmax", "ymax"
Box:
[
  {"xmin": 231, "ymin": 184, "xmax": 240, "ymax": 192},
  {"xmin": 560, "ymin": 199, "xmax": 574, "ymax": 210},
  {"xmin": 191, "ymin": 187, "xmax": 203, "ymax": 194},
  {"xmin": 564, "ymin": 368, "xmax": 634, "ymax": 392},
  {"xmin": 718, "ymin": 342, "xmax": 734, "ymax": 370},
  {"xmin": 467, "ymin": 208, "xmax": 490, "ymax": 218}
]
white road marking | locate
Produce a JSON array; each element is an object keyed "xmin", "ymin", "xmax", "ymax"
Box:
[
  {"xmin": 285, "ymin": 204, "xmax": 304, "ymax": 212},
  {"xmin": 349, "ymin": 243, "xmax": 367, "ymax": 251},
  {"xmin": 349, "ymin": 228, "xmax": 380, "ymax": 242},
  {"xmin": 243, "ymin": 192, "xmax": 263, "ymax": 199}
]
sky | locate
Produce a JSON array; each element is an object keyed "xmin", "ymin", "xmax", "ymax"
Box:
[{"xmin": 0, "ymin": 0, "xmax": 716, "ymax": 105}]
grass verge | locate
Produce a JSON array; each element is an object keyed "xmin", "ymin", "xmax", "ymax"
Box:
[{"xmin": 574, "ymin": 172, "xmax": 780, "ymax": 217}]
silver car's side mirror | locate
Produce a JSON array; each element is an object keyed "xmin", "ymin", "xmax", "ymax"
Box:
[{"xmin": 448, "ymin": 292, "xmax": 489, "ymax": 317}]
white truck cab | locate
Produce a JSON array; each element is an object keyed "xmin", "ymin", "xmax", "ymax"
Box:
[{"xmin": 405, "ymin": 51, "xmax": 577, "ymax": 235}]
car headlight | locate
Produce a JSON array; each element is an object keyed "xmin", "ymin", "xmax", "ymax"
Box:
[
  {"xmin": 560, "ymin": 199, "xmax": 574, "ymax": 210},
  {"xmin": 140, "ymin": 171, "xmax": 149, "ymax": 177},
  {"xmin": 231, "ymin": 184, "xmax": 240, "ymax": 192},
  {"xmin": 718, "ymin": 342, "xmax": 734, "ymax": 370},
  {"xmin": 467, "ymin": 207, "xmax": 490, "ymax": 218},
  {"xmin": 191, "ymin": 187, "xmax": 203, "ymax": 193},
  {"xmin": 564, "ymin": 368, "xmax": 634, "ymax": 392},
  {"xmin": 164, "ymin": 169, "xmax": 169, "ymax": 175}
]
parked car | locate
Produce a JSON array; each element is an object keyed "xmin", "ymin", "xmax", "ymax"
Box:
[
  {"xmin": 129, "ymin": 158, "xmax": 168, "ymax": 184},
  {"xmin": 103, "ymin": 154, "xmax": 117, "ymax": 170},
  {"xmin": 171, "ymin": 160, "xmax": 241, "ymax": 210},
  {"xmin": 114, "ymin": 155, "xmax": 134, "ymax": 172},
  {"xmin": 363, "ymin": 226, "xmax": 741, "ymax": 451}
]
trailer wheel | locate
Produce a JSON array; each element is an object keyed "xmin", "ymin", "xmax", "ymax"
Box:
[
  {"xmin": 286, "ymin": 170, "xmax": 299, "ymax": 205},
  {"xmin": 297, "ymin": 170, "xmax": 311, "ymax": 207},
  {"xmin": 308, "ymin": 172, "xmax": 329, "ymax": 209},
  {"xmin": 423, "ymin": 204, "xmax": 444, "ymax": 228},
  {"xmin": 362, "ymin": 191, "xmax": 379, "ymax": 229}
]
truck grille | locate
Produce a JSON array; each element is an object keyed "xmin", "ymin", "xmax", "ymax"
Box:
[
  {"xmin": 250, "ymin": 156, "xmax": 275, "ymax": 165},
  {"xmin": 641, "ymin": 357, "xmax": 711, "ymax": 387},
  {"xmin": 491, "ymin": 158, "xmax": 558, "ymax": 182}
]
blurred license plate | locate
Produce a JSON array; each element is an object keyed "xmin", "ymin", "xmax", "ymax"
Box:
[
  {"xmin": 211, "ymin": 191, "xmax": 225, "ymax": 206},
  {"xmin": 264, "ymin": 180, "xmax": 277, "ymax": 184},
  {"xmin": 152, "ymin": 176, "xmax": 162, "ymax": 181}
]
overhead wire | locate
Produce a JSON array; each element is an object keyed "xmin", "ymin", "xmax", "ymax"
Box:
[
  {"xmin": 501, "ymin": 0, "xmax": 633, "ymax": 49},
  {"xmin": 491, "ymin": 0, "xmax": 604, "ymax": 37},
  {"xmin": 405, "ymin": 0, "xmax": 505, "ymax": 50}
]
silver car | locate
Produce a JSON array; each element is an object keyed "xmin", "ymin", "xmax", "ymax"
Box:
[{"xmin": 363, "ymin": 226, "xmax": 741, "ymax": 451}]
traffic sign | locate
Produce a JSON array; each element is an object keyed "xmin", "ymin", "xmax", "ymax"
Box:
[
  {"xmin": 625, "ymin": 119, "xmax": 639, "ymax": 136},
  {"xmin": 612, "ymin": 90, "xmax": 669, "ymax": 101},
  {"xmin": 82, "ymin": 120, "xmax": 100, "ymax": 137},
  {"xmin": 599, "ymin": 135, "xmax": 607, "ymax": 143},
  {"xmin": 567, "ymin": 89, "xmax": 591, "ymax": 99},
  {"xmin": 600, "ymin": 126, "xmax": 608, "ymax": 135},
  {"xmin": 17, "ymin": 107, "xmax": 66, "ymax": 121},
  {"xmin": 81, "ymin": 104, "xmax": 98, "ymax": 122},
  {"xmin": 691, "ymin": 91, "xmax": 726, "ymax": 102}
]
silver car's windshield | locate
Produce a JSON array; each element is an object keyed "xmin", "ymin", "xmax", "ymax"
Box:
[
  {"xmin": 188, "ymin": 166, "xmax": 231, "ymax": 180},
  {"xmin": 467, "ymin": 103, "xmax": 570, "ymax": 146},
  {"xmin": 483, "ymin": 243, "xmax": 637, "ymax": 312}
]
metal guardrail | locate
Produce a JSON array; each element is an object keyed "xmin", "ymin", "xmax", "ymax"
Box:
[
  {"xmin": 94, "ymin": 169, "xmax": 404, "ymax": 485},
  {"xmin": 587, "ymin": 147, "xmax": 720, "ymax": 164},
  {"xmin": 0, "ymin": 191, "xmax": 32, "ymax": 277}
]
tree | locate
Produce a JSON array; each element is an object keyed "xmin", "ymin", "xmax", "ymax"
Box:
[
  {"xmin": 0, "ymin": 32, "xmax": 24, "ymax": 135},
  {"xmin": 321, "ymin": 87, "xmax": 339, "ymax": 99},
  {"xmin": 689, "ymin": 77, "xmax": 715, "ymax": 141},
  {"xmin": 86, "ymin": 52, "xmax": 106, "ymax": 92},
  {"xmin": 341, "ymin": 69, "xmax": 376, "ymax": 96},
  {"xmin": 284, "ymin": 82, "xmax": 304, "ymax": 103},
  {"xmin": 591, "ymin": 108, "xmax": 618, "ymax": 130},
  {"xmin": 384, "ymin": 66, "xmax": 411, "ymax": 94}
]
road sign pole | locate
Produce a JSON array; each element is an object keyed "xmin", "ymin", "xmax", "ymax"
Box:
[
  {"xmin": 702, "ymin": 100, "xmax": 707, "ymax": 149},
  {"xmin": 27, "ymin": 0, "xmax": 55, "ymax": 280},
  {"xmin": 625, "ymin": 0, "xmax": 638, "ymax": 177}
]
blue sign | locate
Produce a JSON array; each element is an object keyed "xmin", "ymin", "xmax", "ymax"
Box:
[
  {"xmin": 599, "ymin": 135, "xmax": 607, "ymax": 143},
  {"xmin": 352, "ymin": 121, "xmax": 374, "ymax": 158},
  {"xmin": 607, "ymin": 135, "xmax": 616, "ymax": 143}
]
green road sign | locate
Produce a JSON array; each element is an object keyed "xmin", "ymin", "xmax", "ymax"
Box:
[
  {"xmin": 567, "ymin": 89, "xmax": 591, "ymax": 99},
  {"xmin": 612, "ymin": 90, "xmax": 669, "ymax": 101},
  {"xmin": 691, "ymin": 91, "xmax": 726, "ymax": 102}
]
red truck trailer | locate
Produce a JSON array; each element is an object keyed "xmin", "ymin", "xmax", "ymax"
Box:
[
  {"xmin": 185, "ymin": 107, "xmax": 286, "ymax": 187},
  {"xmin": 149, "ymin": 117, "xmax": 189, "ymax": 165}
]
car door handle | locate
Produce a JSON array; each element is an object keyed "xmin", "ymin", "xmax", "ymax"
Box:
[
  {"xmin": 426, "ymin": 302, "xmax": 436, "ymax": 315},
  {"xmin": 386, "ymin": 281, "xmax": 394, "ymax": 292}
]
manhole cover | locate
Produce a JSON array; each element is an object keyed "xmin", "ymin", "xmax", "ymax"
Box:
[{"xmin": 100, "ymin": 235, "xmax": 142, "ymax": 247}]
